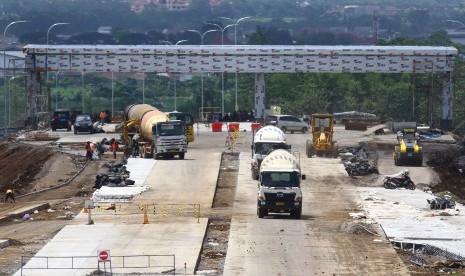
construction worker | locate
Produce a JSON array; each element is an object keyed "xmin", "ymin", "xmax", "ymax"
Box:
[
  {"xmin": 85, "ymin": 141, "xmax": 94, "ymax": 161},
  {"xmin": 99, "ymin": 110, "xmax": 107, "ymax": 124},
  {"xmin": 110, "ymin": 138, "xmax": 119, "ymax": 159},
  {"xmin": 5, "ymin": 188, "xmax": 15, "ymax": 203}
]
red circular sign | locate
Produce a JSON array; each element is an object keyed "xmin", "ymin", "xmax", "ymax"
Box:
[{"xmin": 99, "ymin": 251, "xmax": 109, "ymax": 261}]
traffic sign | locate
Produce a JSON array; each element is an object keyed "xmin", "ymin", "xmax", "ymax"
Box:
[{"xmin": 98, "ymin": 250, "xmax": 110, "ymax": 262}]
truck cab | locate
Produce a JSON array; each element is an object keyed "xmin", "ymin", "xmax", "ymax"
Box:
[
  {"xmin": 251, "ymin": 126, "xmax": 288, "ymax": 180},
  {"xmin": 257, "ymin": 149, "xmax": 305, "ymax": 219},
  {"xmin": 152, "ymin": 120, "xmax": 187, "ymax": 160}
]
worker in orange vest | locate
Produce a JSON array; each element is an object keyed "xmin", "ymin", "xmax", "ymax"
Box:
[
  {"xmin": 110, "ymin": 138, "xmax": 119, "ymax": 159},
  {"xmin": 5, "ymin": 188, "xmax": 15, "ymax": 203},
  {"xmin": 85, "ymin": 141, "xmax": 94, "ymax": 160},
  {"xmin": 99, "ymin": 111, "xmax": 107, "ymax": 124}
]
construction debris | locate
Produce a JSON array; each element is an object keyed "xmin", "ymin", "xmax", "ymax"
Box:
[
  {"xmin": 427, "ymin": 197, "xmax": 456, "ymax": 210},
  {"xmin": 93, "ymin": 159, "xmax": 134, "ymax": 189},
  {"xmin": 340, "ymin": 144, "xmax": 379, "ymax": 176}
]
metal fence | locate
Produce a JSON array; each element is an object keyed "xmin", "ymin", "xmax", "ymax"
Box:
[{"xmin": 20, "ymin": 254, "xmax": 175, "ymax": 276}]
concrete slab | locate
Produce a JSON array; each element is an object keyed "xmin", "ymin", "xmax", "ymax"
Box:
[
  {"xmin": 125, "ymin": 158, "xmax": 156, "ymax": 186},
  {"xmin": 357, "ymin": 187, "xmax": 465, "ymax": 256},
  {"xmin": 15, "ymin": 220, "xmax": 207, "ymax": 275}
]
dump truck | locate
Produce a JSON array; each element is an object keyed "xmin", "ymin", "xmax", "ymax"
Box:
[
  {"xmin": 393, "ymin": 127, "xmax": 423, "ymax": 166},
  {"xmin": 123, "ymin": 104, "xmax": 187, "ymax": 159},
  {"xmin": 251, "ymin": 125, "xmax": 289, "ymax": 180},
  {"xmin": 305, "ymin": 114, "xmax": 338, "ymax": 158},
  {"xmin": 257, "ymin": 149, "xmax": 306, "ymax": 219}
]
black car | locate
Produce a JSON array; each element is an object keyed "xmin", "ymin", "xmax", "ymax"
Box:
[
  {"xmin": 50, "ymin": 109, "xmax": 72, "ymax": 131},
  {"xmin": 74, "ymin": 115, "xmax": 94, "ymax": 134}
]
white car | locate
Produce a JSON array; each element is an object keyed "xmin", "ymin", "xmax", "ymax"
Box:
[{"xmin": 265, "ymin": 115, "xmax": 309, "ymax": 133}]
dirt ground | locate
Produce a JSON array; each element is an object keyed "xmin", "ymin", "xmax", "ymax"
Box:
[
  {"xmin": 0, "ymin": 140, "xmax": 102, "ymax": 276},
  {"xmin": 1, "ymin": 133, "xmax": 465, "ymax": 275}
]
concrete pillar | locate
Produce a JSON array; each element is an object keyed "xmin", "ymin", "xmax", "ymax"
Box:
[
  {"xmin": 27, "ymin": 71, "xmax": 41, "ymax": 129},
  {"xmin": 254, "ymin": 73, "xmax": 265, "ymax": 122},
  {"xmin": 441, "ymin": 72, "xmax": 453, "ymax": 130}
]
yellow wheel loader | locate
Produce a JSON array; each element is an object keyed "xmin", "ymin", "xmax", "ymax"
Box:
[
  {"xmin": 393, "ymin": 128, "xmax": 423, "ymax": 166},
  {"xmin": 306, "ymin": 114, "xmax": 338, "ymax": 158}
]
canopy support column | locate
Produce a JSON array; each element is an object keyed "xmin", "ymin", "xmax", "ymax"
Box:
[
  {"xmin": 27, "ymin": 71, "xmax": 42, "ymax": 130},
  {"xmin": 441, "ymin": 72, "xmax": 453, "ymax": 130},
  {"xmin": 254, "ymin": 73, "xmax": 265, "ymax": 122}
]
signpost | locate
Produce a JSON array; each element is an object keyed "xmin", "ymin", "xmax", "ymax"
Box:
[
  {"xmin": 97, "ymin": 249, "xmax": 112, "ymax": 275},
  {"xmin": 98, "ymin": 250, "xmax": 110, "ymax": 262},
  {"xmin": 84, "ymin": 199, "xmax": 94, "ymax": 225}
]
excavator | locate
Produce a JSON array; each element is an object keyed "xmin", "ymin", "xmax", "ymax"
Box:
[
  {"xmin": 306, "ymin": 114, "xmax": 338, "ymax": 158},
  {"xmin": 123, "ymin": 118, "xmax": 140, "ymax": 157}
]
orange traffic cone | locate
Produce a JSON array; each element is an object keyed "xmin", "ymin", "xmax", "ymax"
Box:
[{"xmin": 143, "ymin": 210, "xmax": 149, "ymax": 224}]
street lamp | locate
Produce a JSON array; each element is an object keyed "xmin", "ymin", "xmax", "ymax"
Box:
[
  {"xmin": 445, "ymin": 19, "xmax": 465, "ymax": 28},
  {"xmin": 220, "ymin": 16, "xmax": 251, "ymax": 111},
  {"xmin": 54, "ymin": 71, "xmax": 60, "ymax": 110},
  {"xmin": 3, "ymin": 20, "xmax": 27, "ymax": 135},
  {"xmin": 111, "ymin": 72, "xmax": 114, "ymax": 118},
  {"xmin": 187, "ymin": 29, "xmax": 218, "ymax": 121},
  {"xmin": 220, "ymin": 16, "xmax": 251, "ymax": 44},
  {"xmin": 134, "ymin": 72, "xmax": 146, "ymax": 104},
  {"xmin": 207, "ymin": 23, "xmax": 236, "ymax": 116},
  {"xmin": 159, "ymin": 40, "xmax": 188, "ymax": 111},
  {"xmin": 81, "ymin": 72, "xmax": 85, "ymax": 112},
  {"xmin": 47, "ymin": 22, "xmax": 70, "ymax": 45},
  {"xmin": 46, "ymin": 23, "xmax": 69, "ymax": 81}
]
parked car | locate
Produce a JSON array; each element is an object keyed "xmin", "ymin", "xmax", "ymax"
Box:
[
  {"xmin": 74, "ymin": 114, "xmax": 94, "ymax": 134},
  {"xmin": 50, "ymin": 109, "xmax": 72, "ymax": 131},
  {"xmin": 265, "ymin": 115, "xmax": 308, "ymax": 133}
]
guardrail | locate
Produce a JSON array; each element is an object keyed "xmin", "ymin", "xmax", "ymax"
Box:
[{"xmin": 20, "ymin": 254, "xmax": 175, "ymax": 275}]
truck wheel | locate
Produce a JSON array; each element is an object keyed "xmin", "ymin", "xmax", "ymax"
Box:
[
  {"xmin": 332, "ymin": 143, "xmax": 339, "ymax": 158},
  {"xmin": 394, "ymin": 146, "xmax": 401, "ymax": 166},
  {"xmin": 258, "ymin": 208, "xmax": 268, "ymax": 218},
  {"xmin": 291, "ymin": 207, "xmax": 302, "ymax": 219},
  {"xmin": 306, "ymin": 141, "xmax": 313, "ymax": 158},
  {"xmin": 301, "ymin": 127, "xmax": 308, "ymax": 133},
  {"xmin": 251, "ymin": 171, "xmax": 257, "ymax": 180},
  {"xmin": 141, "ymin": 148, "xmax": 146, "ymax": 159},
  {"xmin": 74, "ymin": 129, "xmax": 77, "ymax": 134},
  {"xmin": 179, "ymin": 153, "xmax": 185, "ymax": 160}
]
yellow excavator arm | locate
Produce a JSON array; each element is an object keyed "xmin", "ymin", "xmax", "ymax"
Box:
[{"xmin": 123, "ymin": 118, "xmax": 140, "ymax": 148}]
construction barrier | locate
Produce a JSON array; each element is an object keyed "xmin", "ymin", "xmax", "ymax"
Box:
[
  {"xmin": 251, "ymin": 123, "xmax": 261, "ymax": 131},
  {"xmin": 211, "ymin": 122, "xmax": 222, "ymax": 132},
  {"xmin": 88, "ymin": 203, "xmax": 201, "ymax": 224},
  {"xmin": 228, "ymin": 123, "xmax": 239, "ymax": 132}
]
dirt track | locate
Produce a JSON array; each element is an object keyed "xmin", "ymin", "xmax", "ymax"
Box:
[{"xmin": 0, "ymin": 126, "xmax": 464, "ymax": 275}]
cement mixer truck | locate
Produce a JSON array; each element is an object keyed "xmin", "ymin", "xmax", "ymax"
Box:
[
  {"xmin": 123, "ymin": 104, "xmax": 187, "ymax": 159},
  {"xmin": 251, "ymin": 126, "xmax": 289, "ymax": 180},
  {"xmin": 257, "ymin": 149, "xmax": 306, "ymax": 219}
]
